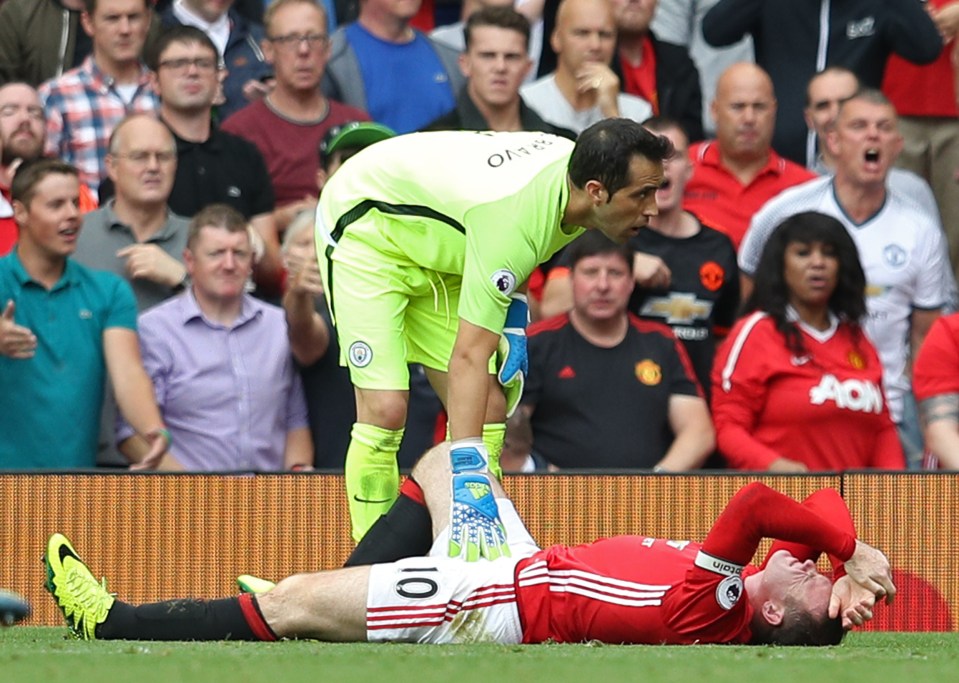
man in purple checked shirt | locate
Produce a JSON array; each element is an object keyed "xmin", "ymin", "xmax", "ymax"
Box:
[{"xmin": 116, "ymin": 203, "xmax": 313, "ymax": 471}]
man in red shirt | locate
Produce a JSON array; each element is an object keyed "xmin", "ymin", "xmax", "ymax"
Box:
[
  {"xmin": 684, "ymin": 63, "xmax": 814, "ymax": 250},
  {"xmin": 46, "ymin": 443, "xmax": 893, "ymax": 645}
]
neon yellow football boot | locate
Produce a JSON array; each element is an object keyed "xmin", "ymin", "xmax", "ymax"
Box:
[{"xmin": 44, "ymin": 533, "xmax": 115, "ymax": 640}]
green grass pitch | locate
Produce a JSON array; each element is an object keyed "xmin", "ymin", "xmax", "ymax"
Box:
[{"xmin": 1, "ymin": 628, "xmax": 957, "ymax": 683}]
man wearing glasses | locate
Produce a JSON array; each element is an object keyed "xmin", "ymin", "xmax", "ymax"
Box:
[
  {"xmin": 98, "ymin": 25, "xmax": 283, "ymax": 293},
  {"xmin": 222, "ymin": 0, "xmax": 368, "ymax": 237},
  {"xmin": 38, "ymin": 0, "xmax": 160, "ymax": 195},
  {"xmin": 76, "ymin": 114, "xmax": 188, "ymax": 312},
  {"xmin": 156, "ymin": 0, "xmax": 274, "ymax": 120}
]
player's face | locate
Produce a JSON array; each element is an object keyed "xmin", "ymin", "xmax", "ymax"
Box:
[
  {"xmin": 571, "ymin": 251, "xmax": 634, "ymax": 321},
  {"xmin": 185, "ymin": 225, "xmax": 254, "ymax": 302},
  {"xmin": 712, "ymin": 68, "xmax": 776, "ymax": 162},
  {"xmin": 592, "ymin": 154, "xmax": 663, "ymax": 243},
  {"xmin": 0, "ymin": 84, "xmax": 45, "ymax": 166},
  {"xmin": 82, "ymin": 0, "xmax": 150, "ymax": 68},
  {"xmin": 461, "ymin": 26, "xmax": 532, "ymax": 109},
  {"xmin": 762, "ymin": 550, "xmax": 833, "ymax": 621},
  {"xmin": 13, "ymin": 173, "xmax": 82, "ymax": 260},
  {"xmin": 107, "ymin": 117, "xmax": 177, "ymax": 206},
  {"xmin": 782, "ymin": 240, "xmax": 839, "ymax": 313},
  {"xmin": 152, "ymin": 42, "xmax": 220, "ymax": 113},
  {"xmin": 610, "ymin": 0, "xmax": 657, "ymax": 35},
  {"xmin": 263, "ymin": 2, "xmax": 330, "ymax": 93},
  {"xmin": 552, "ymin": 0, "xmax": 617, "ymax": 74},
  {"xmin": 651, "ymin": 126, "xmax": 691, "ymax": 214},
  {"xmin": 827, "ymin": 99, "xmax": 903, "ymax": 190},
  {"xmin": 804, "ymin": 71, "xmax": 858, "ymax": 140}
]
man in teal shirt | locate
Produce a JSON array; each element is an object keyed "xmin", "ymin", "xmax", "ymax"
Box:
[
  {"xmin": 0, "ymin": 159, "xmax": 173, "ymax": 469},
  {"xmin": 315, "ymin": 119, "xmax": 672, "ymax": 556}
]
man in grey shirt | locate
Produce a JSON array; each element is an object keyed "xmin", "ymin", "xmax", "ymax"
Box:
[{"xmin": 74, "ymin": 114, "xmax": 189, "ymax": 312}]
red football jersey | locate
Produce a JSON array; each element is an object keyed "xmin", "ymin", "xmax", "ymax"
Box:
[
  {"xmin": 711, "ymin": 313, "xmax": 904, "ymax": 470},
  {"xmin": 514, "ymin": 484, "xmax": 857, "ymax": 644}
]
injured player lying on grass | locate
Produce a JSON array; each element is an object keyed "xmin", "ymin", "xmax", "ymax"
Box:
[{"xmin": 45, "ymin": 443, "xmax": 894, "ymax": 646}]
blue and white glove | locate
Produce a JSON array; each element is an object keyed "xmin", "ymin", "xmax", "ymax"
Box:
[
  {"xmin": 496, "ymin": 293, "xmax": 529, "ymax": 418},
  {"xmin": 448, "ymin": 439, "xmax": 510, "ymax": 562}
]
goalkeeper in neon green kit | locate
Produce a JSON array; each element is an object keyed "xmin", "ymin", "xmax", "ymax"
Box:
[{"xmin": 315, "ymin": 119, "xmax": 671, "ymax": 555}]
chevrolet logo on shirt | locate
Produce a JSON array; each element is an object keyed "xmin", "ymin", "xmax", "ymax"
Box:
[{"xmin": 641, "ymin": 293, "xmax": 713, "ymax": 325}]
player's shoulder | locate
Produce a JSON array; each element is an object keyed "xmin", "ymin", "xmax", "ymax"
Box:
[{"xmin": 373, "ymin": 129, "xmax": 575, "ymax": 161}]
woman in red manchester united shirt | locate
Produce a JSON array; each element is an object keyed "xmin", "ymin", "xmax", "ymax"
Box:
[{"xmin": 711, "ymin": 211, "xmax": 905, "ymax": 472}]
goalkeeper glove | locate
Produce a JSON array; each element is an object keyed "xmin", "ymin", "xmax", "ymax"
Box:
[
  {"xmin": 497, "ymin": 293, "xmax": 529, "ymax": 417},
  {"xmin": 448, "ymin": 439, "xmax": 510, "ymax": 561}
]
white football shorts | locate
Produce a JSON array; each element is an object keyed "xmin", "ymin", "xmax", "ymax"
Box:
[{"xmin": 366, "ymin": 499, "xmax": 539, "ymax": 644}]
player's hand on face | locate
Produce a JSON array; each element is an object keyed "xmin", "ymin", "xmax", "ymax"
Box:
[
  {"xmin": 117, "ymin": 244, "xmax": 187, "ymax": 288},
  {"xmin": 632, "ymin": 252, "xmax": 671, "ymax": 289},
  {"xmin": 843, "ymin": 540, "xmax": 896, "ymax": 605},
  {"xmin": 828, "ymin": 575, "xmax": 877, "ymax": 630},
  {"xmin": 0, "ymin": 300, "xmax": 38, "ymax": 359}
]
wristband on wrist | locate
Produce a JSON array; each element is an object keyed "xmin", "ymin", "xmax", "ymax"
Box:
[{"xmin": 148, "ymin": 427, "xmax": 172, "ymax": 450}]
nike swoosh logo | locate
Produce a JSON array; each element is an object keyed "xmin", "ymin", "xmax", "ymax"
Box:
[
  {"xmin": 59, "ymin": 542, "xmax": 80, "ymax": 565},
  {"xmin": 353, "ymin": 495, "xmax": 393, "ymax": 504}
]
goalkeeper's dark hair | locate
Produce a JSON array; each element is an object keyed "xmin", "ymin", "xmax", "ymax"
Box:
[{"xmin": 568, "ymin": 118, "xmax": 672, "ymax": 200}]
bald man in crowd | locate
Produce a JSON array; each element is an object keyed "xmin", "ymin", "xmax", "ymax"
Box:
[
  {"xmin": 520, "ymin": 0, "xmax": 652, "ymax": 134},
  {"xmin": 683, "ymin": 62, "xmax": 814, "ymax": 250}
]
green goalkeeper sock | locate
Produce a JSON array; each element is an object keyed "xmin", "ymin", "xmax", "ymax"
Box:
[
  {"xmin": 483, "ymin": 422, "xmax": 506, "ymax": 481},
  {"xmin": 345, "ymin": 423, "xmax": 404, "ymax": 543}
]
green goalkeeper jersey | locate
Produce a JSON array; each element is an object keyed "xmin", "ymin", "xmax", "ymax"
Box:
[{"xmin": 317, "ymin": 130, "xmax": 584, "ymax": 333}]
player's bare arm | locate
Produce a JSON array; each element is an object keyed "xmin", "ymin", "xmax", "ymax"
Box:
[{"xmin": 447, "ymin": 319, "xmax": 501, "ymax": 441}]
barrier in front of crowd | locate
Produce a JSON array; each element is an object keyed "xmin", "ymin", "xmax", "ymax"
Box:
[{"xmin": 1, "ymin": 472, "xmax": 953, "ymax": 631}]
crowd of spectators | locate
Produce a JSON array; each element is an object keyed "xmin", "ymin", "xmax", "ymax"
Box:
[{"xmin": 2, "ymin": 0, "xmax": 959, "ymax": 473}]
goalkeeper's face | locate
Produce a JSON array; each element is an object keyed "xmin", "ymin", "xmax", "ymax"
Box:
[{"xmin": 592, "ymin": 155, "xmax": 663, "ymax": 244}]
